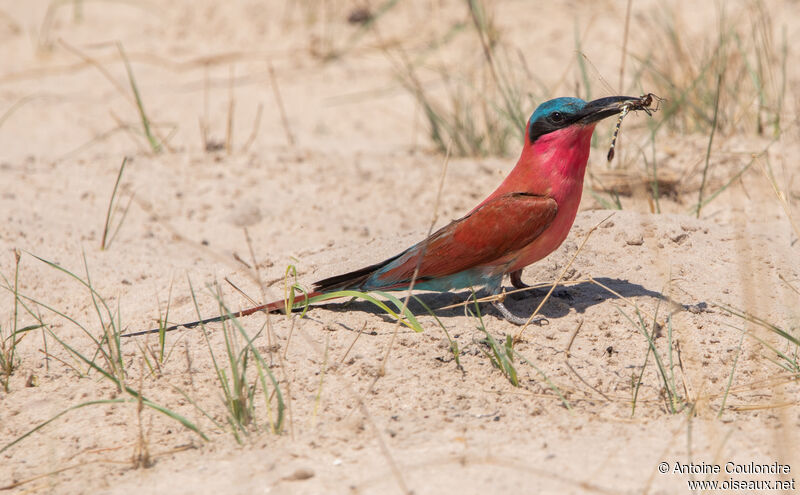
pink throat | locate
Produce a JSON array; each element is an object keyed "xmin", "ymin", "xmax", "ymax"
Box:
[
  {"xmin": 474, "ymin": 123, "xmax": 598, "ymax": 213},
  {"xmin": 530, "ymin": 124, "xmax": 596, "ymax": 201}
]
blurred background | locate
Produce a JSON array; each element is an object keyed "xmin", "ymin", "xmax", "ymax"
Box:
[{"xmin": 2, "ymin": 0, "xmax": 797, "ymax": 217}]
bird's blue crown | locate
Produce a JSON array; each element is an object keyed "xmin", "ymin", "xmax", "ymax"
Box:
[{"xmin": 529, "ymin": 97, "xmax": 586, "ymax": 125}]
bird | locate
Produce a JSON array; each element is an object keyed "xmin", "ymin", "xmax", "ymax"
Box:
[{"xmin": 124, "ymin": 95, "xmax": 654, "ymax": 337}]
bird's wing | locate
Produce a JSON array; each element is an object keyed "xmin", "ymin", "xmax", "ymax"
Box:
[{"xmin": 372, "ymin": 192, "xmax": 558, "ymax": 286}]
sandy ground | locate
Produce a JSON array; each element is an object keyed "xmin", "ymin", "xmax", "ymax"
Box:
[{"xmin": 2, "ymin": 1, "xmax": 800, "ymax": 493}]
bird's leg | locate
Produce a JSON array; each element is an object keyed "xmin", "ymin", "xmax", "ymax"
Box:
[
  {"xmin": 482, "ymin": 278, "xmax": 527, "ymax": 325},
  {"xmin": 489, "ymin": 286, "xmax": 547, "ymax": 326},
  {"xmin": 492, "ymin": 298, "xmax": 531, "ymax": 325},
  {"xmin": 509, "ymin": 269, "xmax": 530, "ymax": 290},
  {"xmin": 510, "ymin": 270, "xmax": 572, "ymax": 301},
  {"xmin": 509, "ymin": 269, "xmax": 537, "ymax": 301},
  {"xmin": 509, "ymin": 269, "xmax": 528, "ymax": 290}
]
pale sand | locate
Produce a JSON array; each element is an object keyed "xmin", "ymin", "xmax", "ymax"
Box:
[{"xmin": 1, "ymin": 1, "xmax": 799, "ymax": 493}]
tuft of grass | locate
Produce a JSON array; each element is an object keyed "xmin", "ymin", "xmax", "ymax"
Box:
[
  {"xmin": 0, "ymin": 250, "xmax": 43, "ymax": 392},
  {"xmin": 138, "ymin": 280, "xmax": 180, "ymax": 378},
  {"xmin": 387, "ymin": 0, "xmax": 545, "ymax": 156},
  {"xmin": 469, "ymin": 296, "xmax": 518, "ymax": 386},
  {"xmin": 189, "ymin": 279, "xmax": 285, "ymax": 441},
  {"xmin": 154, "ymin": 278, "xmax": 174, "ymax": 365},
  {"xmin": 27, "ymin": 251, "xmax": 127, "ymax": 388},
  {"xmin": 687, "ymin": 140, "xmax": 775, "ymax": 217},
  {"xmin": 711, "ymin": 300, "xmax": 798, "ymax": 417},
  {"xmin": 621, "ymin": 304, "xmax": 686, "ymax": 416},
  {"xmin": 282, "ymin": 264, "xmax": 311, "ymax": 319},
  {"xmin": 0, "ymin": 252, "xmax": 207, "ymax": 455},
  {"xmin": 1, "ymin": 396, "xmax": 202, "ymax": 455},
  {"xmin": 466, "ymin": 290, "xmax": 570, "ymax": 407},
  {"xmin": 58, "ymin": 38, "xmax": 174, "ymax": 154},
  {"xmin": 721, "ymin": 304, "xmax": 799, "ymax": 374},
  {"xmin": 117, "ymin": 43, "xmax": 161, "ymax": 152},
  {"xmin": 635, "ymin": 1, "xmax": 787, "ymax": 137},
  {"xmin": 100, "ymin": 157, "xmax": 134, "ymax": 250}
]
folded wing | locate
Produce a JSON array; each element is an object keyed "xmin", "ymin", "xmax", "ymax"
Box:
[{"xmin": 313, "ymin": 192, "xmax": 558, "ymax": 292}]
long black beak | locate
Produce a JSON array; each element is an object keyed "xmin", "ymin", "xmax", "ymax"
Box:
[{"xmin": 578, "ymin": 95, "xmax": 644, "ymax": 124}]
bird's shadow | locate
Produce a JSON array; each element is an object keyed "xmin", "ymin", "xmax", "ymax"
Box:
[{"xmin": 314, "ymin": 277, "xmax": 670, "ymax": 323}]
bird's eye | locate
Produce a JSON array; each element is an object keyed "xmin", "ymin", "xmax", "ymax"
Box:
[{"xmin": 550, "ymin": 111, "xmax": 565, "ymax": 123}]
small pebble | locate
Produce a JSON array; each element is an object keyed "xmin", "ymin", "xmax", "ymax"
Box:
[
  {"xmin": 625, "ymin": 234, "xmax": 644, "ymax": 246},
  {"xmin": 284, "ymin": 468, "xmax": 315, "ymax": 481}
]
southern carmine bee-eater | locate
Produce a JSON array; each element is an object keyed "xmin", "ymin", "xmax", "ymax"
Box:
[{"xmin": 126, "ymin": 95, "xmax": 655, "ymax": 337}]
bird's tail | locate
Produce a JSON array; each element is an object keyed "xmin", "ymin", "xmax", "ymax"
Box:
[
  {"xmin": 312, "ymin": 252, "xmax": 406, "ymax": 292},
  {"xmin": 121, "ymin": 290, "xmax": 324, "ymax": 338},
  {"xmin": 122, "ymin": 252, "xmax": 407, "ymax": 338}
]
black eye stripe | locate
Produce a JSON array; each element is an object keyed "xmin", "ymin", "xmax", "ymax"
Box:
[{"xmin": 529, "ymin": 111, "xmax": 580, "ymax": 143}]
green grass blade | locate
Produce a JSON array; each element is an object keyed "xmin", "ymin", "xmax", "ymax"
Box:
[
  {"xmin": 295, "ymin": 290, "xmax": 424, "ymax": 332},
  {"xmin": 1, "ymin": 396, "xmax": 206, "ymax": 455},
  {"xmin": 101, "ymin": 156, "xmax": 127, "ymax": 250},
  {"xmin": 117, "ymin": 42, "xmax": 160, "ymax": 152},
  {"xmin": 373, "ymin": 291, "xmax": 424, "ymax": 331}
]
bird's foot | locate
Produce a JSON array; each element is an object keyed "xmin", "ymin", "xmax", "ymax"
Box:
[{"xmin": 492, "ymin": 300, "xmax": 548, "ymax": 326}]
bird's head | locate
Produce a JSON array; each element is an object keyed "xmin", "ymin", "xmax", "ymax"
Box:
[
  {"xmin": 521, "ymin": 95, "xmax": 645, "ymax": 178},
  {"xmin": 527, "ymin": 95, "xmax": 643, "ymax": 145}
]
